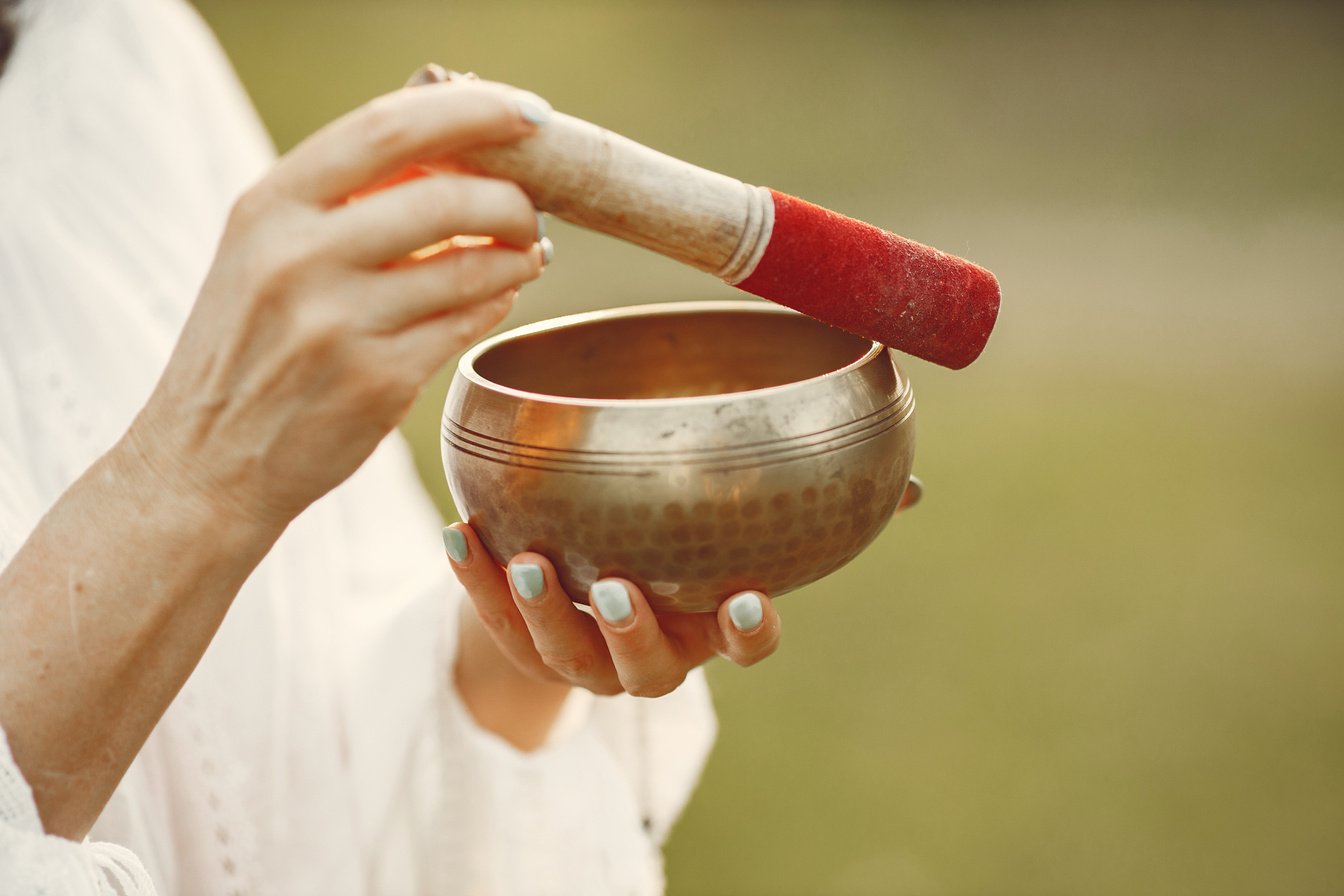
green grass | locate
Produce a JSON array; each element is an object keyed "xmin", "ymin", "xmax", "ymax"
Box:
[{"xmin": 195, "ymin": 2, "xmax": 1344, "ymax": 891}]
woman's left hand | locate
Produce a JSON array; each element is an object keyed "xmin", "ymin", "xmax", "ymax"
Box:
[{"xmin": 444, "ymin": 522, "xmax": 781, "ymax": 698}]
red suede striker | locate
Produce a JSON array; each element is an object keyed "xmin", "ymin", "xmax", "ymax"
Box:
[{"xmin": 736, "ymin": 191, "xmax": 1000, "ymax": 370}]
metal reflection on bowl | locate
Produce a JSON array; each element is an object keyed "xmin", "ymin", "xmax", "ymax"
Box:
[{"xmin": 441, "ymin": 300, "xmax": 916, "ymax": 614}]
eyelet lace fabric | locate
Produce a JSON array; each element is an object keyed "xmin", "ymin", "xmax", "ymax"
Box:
[
  {"xmin": 0, "ymin": 0, "xmax": 717, "ymax": 892},
  {"xmin": 2, "ymin": 727, "xmax": 160, "ymax": 896}
]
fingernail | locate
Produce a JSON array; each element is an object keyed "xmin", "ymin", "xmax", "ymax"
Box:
[
  {"xmin": 442, "ymin": 526, "xmax": 467, "ymax": 564},
  {"xmin": 727, "ymin": 592, "xmax": 764, "ymax": 632},
  {"xmin": 539, "ymin": 236, "xmax": 555, "ymax": 267},
  {"xmin": 514, "ymin": 91, "xmax": 553, "ymax": 126},
  {"xmin": 536, "ymin": 212, "xmax": 546, "ymax": 242},
  {"xmin": 592, "ymin": 580, "xmax": 633, "ymax": 625},
  {"xmin": 405, "ymin": 63, "xmax": 449, "ymax": 87},
  {"xmin": 510, "ymin": 562, "xmax": 545, "ymax": 600}
]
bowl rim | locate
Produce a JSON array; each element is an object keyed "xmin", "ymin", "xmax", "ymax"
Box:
[{"xmin": 455, "ymin": 299, "xmax": 891, "ymax": 408}]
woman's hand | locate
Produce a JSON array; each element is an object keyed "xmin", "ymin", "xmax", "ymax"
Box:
[
  {"xmin": 445, "ymin": 523, "xmax": 782, "ymax": 701},
  {"xmin": 131, "ymin": 79, "xmax": 550, "ymax": 533},
  {"xmin": 0, "ymin": 80, "xmax": 553, "ymax": 836}
]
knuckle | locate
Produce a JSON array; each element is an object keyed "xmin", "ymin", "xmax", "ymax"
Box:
[
  {"xmin": 291, "ymin": 299, "xmax": 350, "ymax": 354},
  {"xmin": 476, "ymin": 607, "xmax": 521, "ymax": 637},
  {"xmin": 625, "ymin": 670, "xmax": 686, "ymax": 699},
  {"xmin": 253, "ymin": 230, "xmax": 326, "ymax": 302},
  {"xmin": 541, "ymin": 649, "xmax": 599, "ymax": 683},
  {"xmin": 227, "ymin": 183, "xmax": 271, "ymax": 230},
  {"xmin": 478, "ymin": 608, "xmax": 511, "ymax": 631}
]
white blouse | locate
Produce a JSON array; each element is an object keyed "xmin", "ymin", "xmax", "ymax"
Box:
[{"xmin": 0, "ymin": 0, "xmax": 716, "ymax": 893}]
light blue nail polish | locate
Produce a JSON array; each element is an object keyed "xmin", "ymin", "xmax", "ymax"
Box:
[
  {"xmin": 592, "ymin": 580, "xmax": 633, "ymax": 624},
  {"xmin": 539, "ymin": 236, "xmax": 555, "ymax": 267},
  {"xmin": 536, "ymin": 212, "xmax": 546, "ymax": 242},
  {"xmin": 727, "ymin": 592, "xmax": 764, "ymax": 632},
  {"xmin": 515, "ymin": 92, "xmax": 553, "ymax": 126},
  {"xmin": 510, "ymin": 562, "xmax": 545, "ymax": 600},
  {"xmin": 442, "ymin": 527, "xmax": 468, "ymax": 564}
]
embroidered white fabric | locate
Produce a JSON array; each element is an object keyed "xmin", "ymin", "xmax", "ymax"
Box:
[{"xmin": 0, "ymin": 0, "xmax": 717, "ymax": 892}]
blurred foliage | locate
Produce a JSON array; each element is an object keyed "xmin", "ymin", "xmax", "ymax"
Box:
[{"xmin": 195, "ymin": 1, "xmax": 1344, "ymax": 893}]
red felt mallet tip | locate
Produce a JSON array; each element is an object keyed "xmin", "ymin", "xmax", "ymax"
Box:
[{"xmin": 736, "ymin": 191, "xmax": 1000, "ymax": 370}]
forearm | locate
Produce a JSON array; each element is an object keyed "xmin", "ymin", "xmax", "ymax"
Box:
[{"xmin": 0, "ymin": 432, "xmax": 283, "ymax": 839}]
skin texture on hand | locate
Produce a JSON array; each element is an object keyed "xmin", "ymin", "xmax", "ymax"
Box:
[
  {"xmin": 445, "ymin": 522, "xmax": 782, "ymax": 750},
  {"xmin": 138, "ymin": 80, "xmax": 548, "ymax": 531},
  {"xmin": 0, "ymin": 78, "xmax": 550, "ymax": 839}
]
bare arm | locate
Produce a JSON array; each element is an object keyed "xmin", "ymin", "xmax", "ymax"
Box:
[
  {"xmin": 0, "ymin": 434, "xmax": 282, "ymax": 838},
  {"xmin": 0, "ymin": 78, "xmax": 548, "ymax": 839}
]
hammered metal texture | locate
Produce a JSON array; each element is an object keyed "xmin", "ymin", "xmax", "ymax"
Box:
[{"xmin": 442, "ymin": 301, "xmax": 916, "ymax": 614}]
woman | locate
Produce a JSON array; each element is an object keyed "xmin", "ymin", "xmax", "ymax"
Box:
[{"xmin": 0, "ymin": 0, "xmax": 782, "ymax": 892}]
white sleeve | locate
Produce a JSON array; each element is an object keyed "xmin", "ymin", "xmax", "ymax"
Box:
[
  {"xmin": 0, "ymin": 726, "xmax": 159, "ymax": 896},
  {"xmin": 415, "ymin": 603, "xmax": 715, "ymax": 896},
  {"xmin": 445, "ymin": 637, "xmax": 718, "ymax": 849},
  {"xmin": 0, "ymin": 359, "xmax": 42, "ymax": 574}
]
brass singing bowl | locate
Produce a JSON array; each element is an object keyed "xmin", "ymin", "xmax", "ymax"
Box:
[{"xmin": 441, "ymin": 300, "xmax": 919, "ymax": 613}]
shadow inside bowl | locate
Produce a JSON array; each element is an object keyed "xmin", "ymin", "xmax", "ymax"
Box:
[{"xmin": 472, "ymin": 306, "xmax": 874, "ymax": 401}]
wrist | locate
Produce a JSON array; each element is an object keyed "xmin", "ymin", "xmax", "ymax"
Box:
[{"xmin": 111, "ymin": 418, "xmax": 289, "ymax": 552}]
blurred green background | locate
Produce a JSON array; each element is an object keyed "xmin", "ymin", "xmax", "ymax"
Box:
[{"xmin": 193, "ymin": 2, "xmax": 1344, "ymax": 893}]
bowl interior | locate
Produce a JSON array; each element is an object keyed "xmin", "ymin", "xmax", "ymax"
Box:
[{"xmin": 471, "ymin": 306, "xmax": 874, "ymax": 400}]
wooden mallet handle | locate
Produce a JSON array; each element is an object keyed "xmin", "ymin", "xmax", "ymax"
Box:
[
  {"xmin": 416, "ymin": 67, "xmax": 1001, "ymax": 369},
  {"xmin": 460, "ymin": 112, "xmax": 776, "ymax": 285}
]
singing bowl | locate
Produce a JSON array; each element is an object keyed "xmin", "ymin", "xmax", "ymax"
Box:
[{"xmin": 440, "ymin": 300, "xmax": 918, "ymax": 614}]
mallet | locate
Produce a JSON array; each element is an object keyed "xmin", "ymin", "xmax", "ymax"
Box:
[{"xmin": 413, "ymin": 66, "xmax": 1000, "ymax": 370}]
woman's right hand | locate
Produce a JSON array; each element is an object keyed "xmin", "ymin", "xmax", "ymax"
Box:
[{"xmin": 128, "ymin": 79, "xmax": 550, "ymax": 532}]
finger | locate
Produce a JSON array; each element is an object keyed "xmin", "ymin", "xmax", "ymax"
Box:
[
  {"xmin": 272, "ymin": 81, "xmax": 551, "ymax": 205},
  {"xmin": 506, "ymin": 554, "xmax": 622, "ymax": 695},
  {"xmin": 714, "ymin": 591, "xmax": 782, "ymax": 667},
  {"xmin": 649, "ymin": 590, "xmax": 780, "ymax": 669},
  {"xmin": 331, "ymin": 173, "xmax": 540, "ymax": 267},
  {"xmin": 589, "ymin": 579, "xmax": 694, "ymax": 698},
  {"xmin": 345, "ymin": 163, "xmax": 431, "ymax": 201},
  {"xmin": 389, "ymin": 288, "xmax": 515, "ymax": 381},
  {"xmin": 443, "ymin": 523, "xmax": 559, "ymax": 683},
  {"xmin": 361, "ymin": 241, "xmax": 542, "ymax": 331}
]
